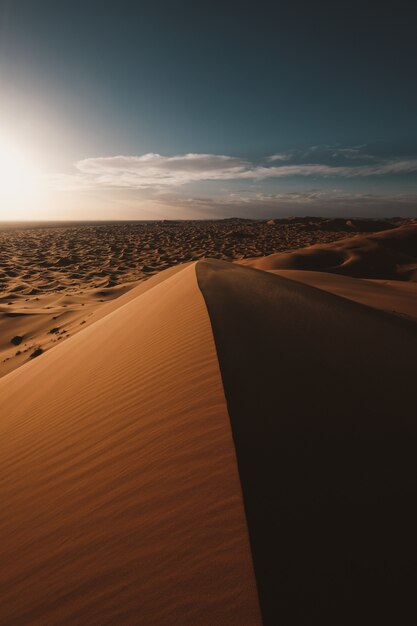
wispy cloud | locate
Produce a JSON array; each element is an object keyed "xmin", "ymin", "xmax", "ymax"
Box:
[
  {"xmin": 46, "ymin": 146, "xmax": 417, "ymax": 192},
  {"xmin": 251, "ymin": 159, "xmax": 417, "ymax": 179},
  {"xmin": 153, "ymin": 189, "xmax": 417, "ymax": 219},
  {"xmin": 75, "ymin": 153, "xmax": 250, "ymax": 188},
  {"xmin": 328, "ymin": 147, "xmax": 375, "ymax": 160},
  {"xmin": 266, "ymin": 152, "xmax": 294, "ymax": 162},
  {"xmin": 268, "ymin": 144, "xmax": 378, "ymax": 163}
]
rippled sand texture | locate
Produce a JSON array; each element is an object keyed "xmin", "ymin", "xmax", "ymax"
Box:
[{"xmin": 1, "ymin": 218, "xmax": 403, "ymax": 298}]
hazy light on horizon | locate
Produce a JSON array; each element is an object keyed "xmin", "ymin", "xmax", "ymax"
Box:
[
  {"xmin": 0, "ymin": 132, "xmax": 44, "ymax": 218},
  {"xmin": 0, "ymin": 2, "xmax": 416, "ymax": 220}
]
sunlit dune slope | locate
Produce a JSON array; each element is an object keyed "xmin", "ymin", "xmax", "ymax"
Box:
[
  {"xmin": 244, "ymin": 223, "xmax": 417, "ymax": 280},
  {"xmin": 0, "ymin": 264, "xmax": 189, "ymax": 379},
  {"xmin": 0, "ymin": 264, "xmax": 261, "ymax": 626}
]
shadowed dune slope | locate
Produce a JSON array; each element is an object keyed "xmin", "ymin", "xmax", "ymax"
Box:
[
  {"xmin": 0, "ymin": 264, "xmax": 261, "ymax": 625},
  {"xmin": 196, "ymin": 260, "xmax": 417, "ymax": 626},
  {"xmin": 244, "ymin": 223, "xmax": 417, "ymax": 280},
  {"xmin": 271, "ymin": 270, "xmax": 417, "ymax": 321}
]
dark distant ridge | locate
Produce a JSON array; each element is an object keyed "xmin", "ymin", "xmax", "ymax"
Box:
[
  {"xmin": 0, "ymin": 216, "xmax": 414, "ymax": 232},
  {"xmin": 266, "ymin": 216, "xmax": 413, "ymax": 231}
]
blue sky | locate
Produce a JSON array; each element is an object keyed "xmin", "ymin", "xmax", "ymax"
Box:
[{"xmin": 1, "ymin": 0, "xmax": 417, "ymax": 219}]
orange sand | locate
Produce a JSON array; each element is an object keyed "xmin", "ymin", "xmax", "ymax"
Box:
[
  {"xmin": 1, "ymin": 220, "xmax": 416, "ymax": 624},
  {"xmin": 0, "ymin": 265, "xmax": 261, "ymax": 625}
]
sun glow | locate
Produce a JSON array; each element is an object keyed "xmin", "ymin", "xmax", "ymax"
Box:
[
  {"xmin": 0, "ymin": 134, "xmax": 38, "ymax": 193},
  {"xmin": 0, "ymin": 132, "xmax": 48, "ymax": 219}
]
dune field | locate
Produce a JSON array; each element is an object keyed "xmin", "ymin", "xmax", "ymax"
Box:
[
  {"xmin": 0, "ymin": 218, "xmax": 416, "ymax": 624},
  {"xmin": 0, "ymin": 217, "xmax": 412, "ymax": 378}
]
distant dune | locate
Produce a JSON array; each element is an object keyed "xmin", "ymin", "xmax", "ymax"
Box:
[
  {"xmin": 0, "ymin": 223, "xmax": 416, "ymax": 624},
  {"xmin": 244, "ymin": 223, "xmax": 417, "ymax": 280},
  {"xmin": 241, "ymin": 223, "xmax": 417, "ymax": 322}
]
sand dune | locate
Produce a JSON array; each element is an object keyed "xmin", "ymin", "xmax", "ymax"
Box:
[
  {"xmin": 0, "ymin": 219, "xmax": 358, "ymax": 302},
  {"xmin": 270, "ymin": 269, "xmax": 417, "ymax": 321},
  {"xmin": 0, "ymin": 266, "xmax": 186, "ymax": 379},
  {"xmin": 1, "ymin": 219, "xmax": 412, "ymax": 378},
  {"xmin": 243, "ymin": 222, "xmax": 417, "ymax": 321},
  {"xmin": 197, "ymin": 259, "xmax": 417, "ymax": 625},
  {"xmin": 0, "ymin": 264, "xmax": 261, "ymax": 625},
  {"xmin": 1, "ymin": 224, "xmax": 416, "ymax": 624},
  {"xmin": 244, "ymin": 223, "xmax": 417, "ymax": 280}
]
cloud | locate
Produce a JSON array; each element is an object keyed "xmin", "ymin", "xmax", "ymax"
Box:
[
  {"xmin": 329, "ymin": 147, "xmax": 376, "ymax": 160},
  {"xmin": 268, "ymin": 144, "xmax": 377, "ymax": 163},
  {"xmin": 251, "ymin": 159, "xmax": 417, "ymax": 179},
  {"xmin": 153, "ymin": 189, "xmax": 417, "ymax": 219},
  {"xmin": 75, "ymin": 153, "xmax": 250, "ymax": 188},
  {"xmin": 46, "ymin": 147, "xmax": 417, "ymax": 192},
  {"xmin": 266, "ymin": 152, "xmax": 294, "ymax": 162}
]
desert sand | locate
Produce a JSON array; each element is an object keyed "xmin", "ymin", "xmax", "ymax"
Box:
[
  {"xmin": 244, "ymin": 221, "xmax": 417, "ymax": 280},
  {"xmin": 0, "ymin": 217, "xmax": 412, "ymax": 378},
  {"xmin": 197, "ymin": 257, "xmax": 417, "ymax": 624},
  {"xmin": 0, "ymin": 264, "xmax": 261, "ymax": 625},
  {"xmin": 0, "ymin": 218, "xmax": 416, "ymax": 624},
  {"xmin": 243, "ymin": 222, "xmax": 417, "ymax": 321}
]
